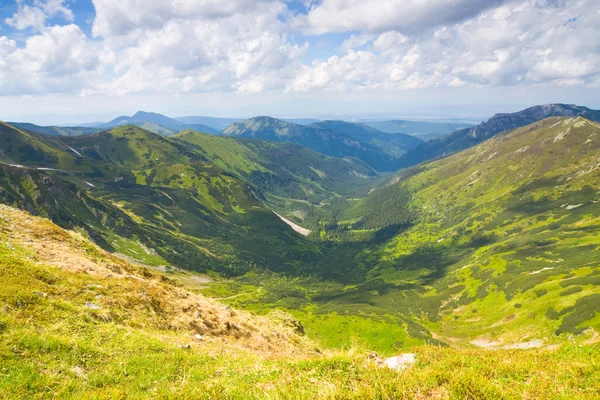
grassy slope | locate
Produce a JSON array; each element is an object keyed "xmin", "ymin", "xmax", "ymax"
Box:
[
  {"xmin": 351, "ymin": 116, "xmax": 600, "ymax": 344},
  {"xmin": 1, "ymin": 204, "xmax": 599, "ymax": 399},
  {"xmin": 0, "ymin": 124, "xmax": 328, "ymax": 276},
  {"xmin": 203, "ymin": 117, "xmax": 600, "ymax": 351}
]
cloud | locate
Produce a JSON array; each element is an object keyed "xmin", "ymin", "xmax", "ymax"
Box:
[
  {"xmin": 0, "ymin": 24, "xmax": 102, "ymax": 95},
  {"xmin": 293, "ymin": 0, "xmax": 506, "ymax": 34},
  {"xmin": 0, "ymin": 0, "xmax": 599, "ymax": 101},
  {"xmin": 5, "ymin": 0, "xmax": 73, "ymax": 30},
  {"xmin": 90, "ymin": 0, "xmax": 281, "ymax": 38},
  {"xmin": 87, "ymin": 1, "xmax": 306, "ymax": 95},
  {"xmin": 290, "ymin": 0, "xmax": 600, "ymax": 92}
]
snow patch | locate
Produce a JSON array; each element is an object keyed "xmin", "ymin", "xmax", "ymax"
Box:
[
  {"xmin": 566, "ymin": 204, "xmax": 583, "ymax": 210},
  {"xmin": 273, "ymin": 212, "xmax": 311, "ymax": 236},
  {"xmin": 529, "ymin": 267, "xmax": 554, "ymax": 275},
  {"xmin": 68, "ymin": 146, "xmax": 83, "ymax": 157}
]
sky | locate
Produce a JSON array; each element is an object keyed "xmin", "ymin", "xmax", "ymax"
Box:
[{"xmin": 0, "ymin": 0, "xmax": 599, "ymax": 125}]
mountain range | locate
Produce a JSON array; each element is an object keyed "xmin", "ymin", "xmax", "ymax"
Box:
[
  {"xmin": 222, "ymin": 116, "xmax": 422, "ymax": 171},
  {"xmin": 362, "ymin": 119, "xmax": 473, "ymax": 140},
  {"xmin": 0, "ymin": 102, "xmax": 599, "ymax": 353}
]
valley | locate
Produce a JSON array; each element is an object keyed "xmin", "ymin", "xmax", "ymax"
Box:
[{"xmin": 1, "ymin": 104, "xmax": 599, "ymax": 398}]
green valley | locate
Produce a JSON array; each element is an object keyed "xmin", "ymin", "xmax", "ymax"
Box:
[{"xmin": 1, "ymin": 107, "xmax": 600, "ymax": 398}]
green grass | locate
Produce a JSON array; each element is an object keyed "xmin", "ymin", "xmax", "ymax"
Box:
[{"xmin": 1, "ymin": 205, "xmax": 600, "ymax": 399}]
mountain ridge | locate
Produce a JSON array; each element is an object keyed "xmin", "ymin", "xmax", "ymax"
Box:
[{"xmin": 395, "ymin": 103, "xmax": 600, "ymax": 169}]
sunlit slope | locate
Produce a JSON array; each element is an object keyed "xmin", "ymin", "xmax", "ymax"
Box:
[
  {"xmin": 0, "ymin": 124, "xmax": 327, "ymax": 276},
  {"xmin": 2, "ymin": 204, "xmax": 599, "ymax": 399},
  {"xmin": 354, "ymin": 116, "xmax": 600, "ymax": 344}
]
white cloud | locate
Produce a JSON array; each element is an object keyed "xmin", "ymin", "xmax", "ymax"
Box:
[
  {"xmin": 290, "ymin": 0, "xmax": 600, "ymax": 92},
  {"xmin": 5, "ymin": 0, "xmax": 73, "ymax": 31},
  {"xmin": 0, "ymin": 24, "xmax": 102, "ymax": 95},
  {"xmin": 90, "ymin": 0, "xmax": 281, "ymax": 38},
  {"xmin": 0, "ymin": 0, "xmax": 599, "ymax": 103},
  {"xmin": 293, "ymin": 0, "xmax": 506, "ymax": 34}
]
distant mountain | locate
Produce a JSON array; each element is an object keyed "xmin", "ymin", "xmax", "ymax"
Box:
[
  {"xmin": 176, "ymin": 116, "xmax": 244, "ymax": 131},
  {"xmin": 395, "ymin": 104, "xmax": 600, "ymax": 169},
  {"xmin": 283, "ymin": 118, "xmax": 321, "ymax": 125},
  {"xmin": 176, "ymin": 116, "xmax": 320, "ymax": 131},
  {"xmin": 362, "ymin": 119, "xmax": 473, "ymax": 141},
  {"xmin": 222, "ymin": 116, "xmax": 418, "ymax": 171},
  {"xmin": 310, "ymin": 120, "xmax": 422, "ymax": 158},
  {"xmin": 103, "ymin": 111, "xmax": 219, "ymax": 135},
  {"xmin": 7, "ymin": 122, "xmax": 100, "ymax": 137}
]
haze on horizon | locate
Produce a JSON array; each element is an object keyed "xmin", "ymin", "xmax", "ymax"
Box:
[{"xmin": 0, "ymin": 0, "xmax": 599, "ymax": 125}]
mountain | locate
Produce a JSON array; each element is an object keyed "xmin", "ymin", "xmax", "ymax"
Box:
[
  {"xmin": 222, "ymin": 116, "xmax": 420, "ymax": 171},
  {"xmin": 176, "ymin": 116, "xmax": 244, "ymax": 131},
  {"xmin": 0, "ymin": 122, "xmax": 382, "ymax": 277},
  {"xmin": 103, "ymin": 111, "xmax": 219, "ymax": 135},
  {"xmin": 395, "ymin": 104, "xmax": 600, "ymax": 169},
  {"xmin": 176, "ymin": 116, "xmax": 321, "ymax": 131},
  {"xmin": 310, "ymin": 120, "xmax": 422, "ymax": 158},
  {"xmin": 362, "ymin": 119, "xmax": 473, "ymax": 141},
  {"xmin": 7, "ymin": 122, "xmax": 100, "ymax": 136},
  {"xmin": 2, "ymin": 114, "xmax": 600, "ymax": 398}
]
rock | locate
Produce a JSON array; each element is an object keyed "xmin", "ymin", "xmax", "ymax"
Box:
[
  {"xmin": 369, "ymin": 352, "xmax": 416, "ymax": 370},
  {"xmin": 178, "ymin": 344, "xmax": 191, "ymax": 349},
  {"xmin": 194, "ymin": 334, "xmax": 204, "ymax": 341},
  {"xmin": 384, "ymin": 354, "xmax": 416, "ymax": 370},
  {"xmin": 84, "ymin": 302, "xmax": 102, "ymax": 310}
]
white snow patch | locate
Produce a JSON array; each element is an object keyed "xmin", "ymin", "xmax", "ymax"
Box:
[
  {"xmin": 383, "ymin": 354, "xmax": 416, "ymax": 370},
  {"xmin": 529, "ymin": 267, "xmax": 554, "ymax": 275},
  {"xmin": 566, "ymin": 204, "xmax": 583, "ymax": 210},
  {"xmin": 68, "ymin": 146, "xmax": 83, "ymax": 157},
  {"xmin": 273, "ymin": 212, "xmax": 311, "ymax": 236}
]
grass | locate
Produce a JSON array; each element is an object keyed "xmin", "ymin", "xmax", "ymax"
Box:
[{"xmin": 1, "ymin": 205, "xmax": 600, "ymax": 399}]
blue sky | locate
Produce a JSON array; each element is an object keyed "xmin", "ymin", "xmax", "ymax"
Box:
[{"xmin": 0, "ymin": 0, "xmax": 599, "ymax": 125}]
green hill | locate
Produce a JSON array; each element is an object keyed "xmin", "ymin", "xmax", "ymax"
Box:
[
  {"xmin": 2, "ymin": 204, "xmax": 597, "ymax": 399},
  {"xmin": 7, "ymin": 122, "xmax": 100, "ymax": 137},
  {"xmin": 0, "ymin": 122, "xmax": 382, "ymax": 278}
]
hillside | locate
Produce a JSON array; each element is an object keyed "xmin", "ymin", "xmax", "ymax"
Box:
[
  {"xmin": 326, "ymin": 116, "xmax": 600, "ymax": 344},
  {"xmin": 310, "ymin": 120, "xmax": 422, "ymax": 158},
  {"xmin": 2, "ymin": 204, "xmax": 599, "ymax": 399},
  {"xmin": 222, "ymin": 116, "xmax": 418, "ymax": 171},
  {"xmin": 6, "ymin": 122, "xmax": 100, "ymax": 137},
  {"xmin": 396, "ymin": 104, "xmax": 600, "ymax": 168},
  {"xmin": 0, "ymin": 122, "xmax": 383, "ymax": 278},
  {"xmin": 204, "ymin": 116, "xmax": 600, "ymax": 352}
]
